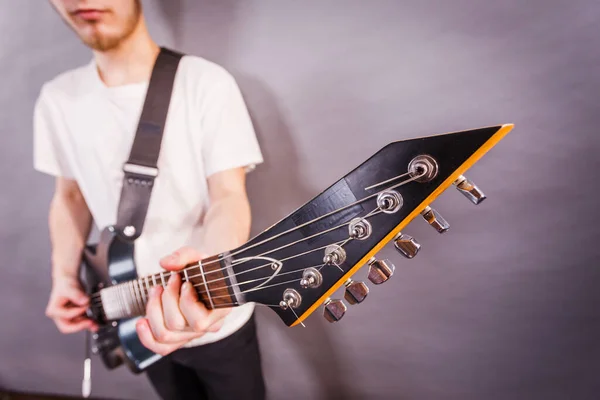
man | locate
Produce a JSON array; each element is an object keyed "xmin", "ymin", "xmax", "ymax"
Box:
[{"xmin": 34, "ymin": 0, "xmax": 266, "ymax": 398}]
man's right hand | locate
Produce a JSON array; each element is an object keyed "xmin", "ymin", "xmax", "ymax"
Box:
[{"xmin": 46, "ymin": 276, "xmax": 98, "ymax": 333}]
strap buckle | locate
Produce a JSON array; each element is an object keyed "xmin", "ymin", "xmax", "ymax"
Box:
[{"xmin": 122, "ymin": 163, "xmax": 159, "ymax": 178}]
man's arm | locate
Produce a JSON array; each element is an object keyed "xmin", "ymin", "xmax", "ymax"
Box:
[
  {"xmin": 136, "ymin": 167, "xmax": 251, "ymax": 355},
  {"xmin": 45, "ymin": 177, "xmax": 97, "ymax": 333},
  {"xmin": 200, "ymin": 167, "xmax": 252, "ymax": 255}
]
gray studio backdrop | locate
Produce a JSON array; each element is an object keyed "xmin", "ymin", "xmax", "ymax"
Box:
[{"xmin": 1, "ymin": 1, "xmax": 599, "ymax": 399}]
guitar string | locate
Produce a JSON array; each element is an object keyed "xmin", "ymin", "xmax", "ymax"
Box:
[
  {"xmin": 152, "ymin": 206, "xmax": 380, "ymax": 292},
  {"xmin": 88, "ymin": 263, "xmax": 333, "ymax": 317},
  {"xmin": 88, "ymin": 171, "xmax": 422, "ymax": 321},
  {"xmin": 88, "ymin": 209, "xmax": 365, "ymax": 314},
  {"xmin": 88, "ymin": 238, "xmax": 342, "ymax": 307},
  {"xmin": 89, "ymin": 201, "xmax": 383, "ymax": 303},
  {"xmin": 88, "ymin": 170, "xmax": 401, "ymax": 303},
  {"xmin": 90, "ymin": 204, "xmax": 381, "ymax": 307},
  {"xmin": 197, "ymin": 170, "xmax": 421, "ymax": 266},
  {"xmin": 87, "ymin": 169, "xmax": 421, "ymax": 320},
  {"xmin": 89, "ymin": 169, "xmax": 423, "ymax": 302},
  {"xmin": 87, "ymin": 261, "xmax": 325, "ymax": 313},
  {"xmin": 89, "ymin": 230, "xmax": 352, "ymax": 308},
  {"xmin": 89, "ymin": 217, "xmax": 360, "ymax": 319},
  {"xmin": 89, "ymin": 197, "xmax": 369, "ymax": 315}
]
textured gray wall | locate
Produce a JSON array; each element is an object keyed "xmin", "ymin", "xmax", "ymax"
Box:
[{"xmin": 1, "ymin": 0, "xmax": 599, "ymax": 399}]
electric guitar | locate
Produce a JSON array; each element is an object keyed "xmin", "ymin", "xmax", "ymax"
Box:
[{"xmin": 80, "ymin": 123, "xmax": 514, "ymax": 373}]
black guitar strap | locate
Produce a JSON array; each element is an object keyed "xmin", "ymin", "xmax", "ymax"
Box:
[{"xmin": 115, "ymin": 47, "xmax": 183, "ymax": 240}]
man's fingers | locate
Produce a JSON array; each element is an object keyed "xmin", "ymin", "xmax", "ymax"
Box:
[
  {"xmin": 161, "ymin": 273, "xmax": 187, "ymax": 331},
  {"xmin": 206, "ymin": 319, "xmax": 225, "ymax": 333},
  {"xmin": 179, "ymin": 281, "xmax": 230, "ymax": 333},
  {"xmin": 50, "ymin": 305, "xmax": 88, "ymax": 320},
  {"xmin": 146, "ymin": 286, "xmax": 172, "ymax": 343},
  {"xmin": 159, "ymin": 247, "xmax": 207, "ymax": 271},
  {"xmin": 55, "ymin": 317, "xmax": 95, "ymax": 334},
  {"xmin": 136, "ymin": 318, "xmax": 188, "ymax": 356},
  {"xmin": 62, "ymin": 284, "xmax": 90, "ymax": 306}
]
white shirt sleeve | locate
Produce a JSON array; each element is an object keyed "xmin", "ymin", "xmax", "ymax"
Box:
[
  {"xmin": 199, "ymin": 71, "xmax": 264, "ymax": 178},
  {"xmin": 33, "ymin": 86, "xmax": 74, "ymax": 178}
]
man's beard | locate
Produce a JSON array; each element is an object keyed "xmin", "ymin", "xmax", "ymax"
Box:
[
  {"xmin": 65, "ymin": 1, "xmax": 142, "ymax": 52},
  {"xmin": 81, "ymin": 18, "xmax": 138, "ymax": 51}
]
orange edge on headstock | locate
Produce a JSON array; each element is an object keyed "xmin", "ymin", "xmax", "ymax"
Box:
[{"xmin": 290, "ymin": 123, "xmax": 515, "ymax": 327}]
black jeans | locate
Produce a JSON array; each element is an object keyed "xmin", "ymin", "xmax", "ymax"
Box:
[{"xmin": 145, "ymin": 314, "xmax": 265, "ymax": 400}]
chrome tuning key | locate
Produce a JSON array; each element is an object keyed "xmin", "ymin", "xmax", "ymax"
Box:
[
  {"xmin": 279, "ymin": 289, "xmax": 302, "ymax": 310},
  {"xmin": 323, "ymin": 298, "xmax": 347, "ymax": 323},
  {"xmin": 349, "ymin": 218, "xmax": 372, "ymax": 240},
  {"xmin": 367, "ymin": 258, "xmax": 395, "ymax": 285},
  {"xmin": 453, "ymin": 175, "xmax": 486, "ymax": 205},
  {"xmin": 323, "ymin": 244, "xmax": 346, "ymax": 271},
  {"xmin": 408, "ymin": 155, "xmax": 439, "ymax": 182},
  {"xmin": 421, "ymin": 206, "xmax": 449, "ymax": 233},
  {"xmin": 344, "ymin": 279, "xmax": 369, "ymax": 305},
  {"xmin": 300, "ymin": 267, "xmax": 323, "ymax": 289},
  {"xmin": 377, "ymin": 190, "xmax": 403, "ymax": 214},
  {"xmin": 393, "ymin": 232, "xmax": 421, "ymax": 259}
]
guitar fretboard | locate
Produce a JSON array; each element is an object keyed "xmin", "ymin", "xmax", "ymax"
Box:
[{"xmin": 99, "ymin": 254, "xmax": 237, "ymax": 321}]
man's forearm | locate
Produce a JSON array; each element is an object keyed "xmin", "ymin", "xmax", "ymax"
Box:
[
  {"xmin": 200, "ymin": 193, "xmax": 252, "ymax": 257},
  {"xmin": 49, "ymin": 192, "xmax": 92, "ymax": 279}
]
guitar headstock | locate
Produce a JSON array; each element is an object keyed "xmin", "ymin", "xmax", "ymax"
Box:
[{"xmin": 228, "ymin": 124, "xmax": 513, "ymax": 327}]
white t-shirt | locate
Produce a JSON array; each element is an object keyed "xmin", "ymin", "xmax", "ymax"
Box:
[{"xmin": 33, "ymin": 54, "xmax": 264, "ymax": 347}]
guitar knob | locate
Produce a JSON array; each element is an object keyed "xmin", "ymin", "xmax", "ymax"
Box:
[
  {"xmin": 367, "ymin": 258, "xmax": 395, "ymax": 285},
  {"xmin": 393, "ymin": 233, "xmax": 421, "ymax": 259},
  {"xmin": 421, "ymin": 206, "xmax": 449, "ymax": 233},
  {"xmin": 453, "ymin": 175, "xmax": 486, "ymax": 205},
  {"xmin": 323, "ymin": 298, "xmax": 347, "ymax": 323},
  {"xmin": 344, "ymin": 280, "xmax": 369, "ymax": 304}
]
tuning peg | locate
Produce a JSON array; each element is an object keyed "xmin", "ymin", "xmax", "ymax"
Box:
[
  {"xmin": 367, "ymin": 258, "xmax": 395, "ymax": 285},
  {"xmin": 323, "ymin": 298, "xmax": 347, "ymax": 323},
  {"xmin": 453, "ymin": 175, "xmax": 486, "ymax": 205},
  {"xmin": 300, "ymin": 267, "xmax": 323, "ymax": 289},
  {"xmin": 344, "ymin": 280, "xmax": 369, "ymax": 304},
  {"xmin": 421, "ymin": 206, "xmax": 449, "ymax": 233},
  {"xmin": 393, "ymin": 233, "xmax": 421, "ymax": 259}
]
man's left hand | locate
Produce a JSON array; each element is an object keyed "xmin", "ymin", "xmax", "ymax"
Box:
[{"xmin": 135, "ymin": 247, "xmax": 231, "ymax": 356}]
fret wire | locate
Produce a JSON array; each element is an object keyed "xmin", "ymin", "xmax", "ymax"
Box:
[
  {"xmin": 129, "ymin": 281, "xmax": 136, "ymax": 314},
  {"xmin": 139, "ymin": 279, "xmax": 147, "ymax": 305},
  {"xmin": 198, "ymin": 262, "xmax": 215, "ymax": 309},
  {"xmin": 127, "ymin": 283, "xmax": 134, "ymax": 317},
  {"xmin": 136, "ymin": 280, "xmax": 144, "ymax": 313},
  {"xmin": 160, "ymin": 272, "xmax": 166, "ymax": 287}
]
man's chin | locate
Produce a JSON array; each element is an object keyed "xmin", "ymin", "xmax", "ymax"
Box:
[{"xmin": 80, "ymin": 33, "xmax": 121, "ymax": 52}]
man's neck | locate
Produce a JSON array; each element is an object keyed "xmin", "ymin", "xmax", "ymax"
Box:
[{"xmin": 93, "ymin": 18, "xmax": 160, "ymax": 87}]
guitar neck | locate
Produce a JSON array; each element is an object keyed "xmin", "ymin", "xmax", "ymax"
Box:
[{"xmin": 98, "ymin": 254, "xmax": 240, "ymax": 321}]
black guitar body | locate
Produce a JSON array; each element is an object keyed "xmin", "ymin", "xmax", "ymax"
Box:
[{"xmin": 79, "ymin": 226, "xmax": 161, "ymax": 373}]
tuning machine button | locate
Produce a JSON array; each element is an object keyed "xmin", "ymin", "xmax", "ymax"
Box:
[
  {"xmin": 344, "ymin": 280, "xmax": 369, "ymax": 305},
  {"xmin": 421, "ymin": 206, "xmax": 449, "ymax": 233},
  {"xmin": 323, "ymin": 298, "xmax": 347, "ymax": 323},
  {"xmin": 279, "ymin": 289, "xmax": 302, "ymax": 310},
  {"xmin": 300, "ymin": 267, "xmax": 323, "ymax": 289},
  {"xmin": 393, "ymin": 233, "xmax": 421, "ymax": 259},
  {"xmin": 453, "ymin": 175, "xmax": 486, "ymax": 205},
  {"xmin": 367, "ymin": 258, "xmax": 395, "ymax": 285},
  {"xmin": 323, "ymin": 244, "xmax": 347, "ymax": 266},
  {"xmin": 377, "ymin": 190, "xmax": 403, "ymax": 214}
]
